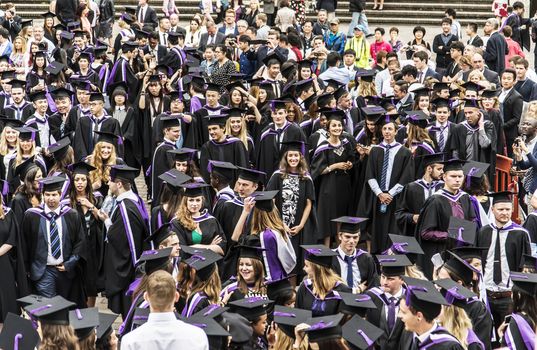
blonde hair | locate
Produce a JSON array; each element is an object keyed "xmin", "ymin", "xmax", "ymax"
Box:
[
  {"xmin": 189, "ymin": 266, "xmax": 222, "ymax": 304},
  {"xmin": 146, "ymin": 270, "xmax": 177, "ymax": 311},
  {"xmin": 224, "ymin": 116, "xmax": 250, "ymax": 150},
  {"xmin": 274, "ymin": 328, "xmax": 309, "ymax": 350},
  {"xmin": 89, "ymin": 142, "xmax": 117, "ymax": 190},
  {"xmin": 526, "ymin": 101, "xmax": 537, "ymax": 120},
  {"xmin": 13, "ymin": 36, "xmax": 27, "ymax": 54},
  {"xmin": 14, "ymin": 139, "xmax": 36, "ymax": 167},
  {"xmin": 250, "ymin": 207, "xmax": 287, "ymax": 241},
  {"xmin": 441, "ymin": 304, "xmax": 472, "ymax": 349},
  {"xmin": 39, "ymin": 324, "xmax": 79, "ymax": 350},
  {"xmin": 357, "ymin": 81, "xmax": 377, "ymax": 97},
  {"xmin": 310, "ymin": 263, "xmax": 344, "ymax": 299},
  {"xmin": 175, "ymin": 196, "xmax": 199, "ymax": 231},
  {"xmin": 405, "ymin": 265, "xmax": 426, "ymax": 279},
  {"xmin": 0, "ymin": 126, "xmax": 18, "ymax": 156}
]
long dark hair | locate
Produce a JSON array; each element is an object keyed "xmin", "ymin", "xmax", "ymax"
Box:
[
  {"xmin": 513, "ymin": 290, "xmax": 537, "ymax": 328},
  {"xmin": 159, "ymin": 184, "xmax": 183, "ymax": 219},
  {"xmin": 15, "ymin": 166, "xmax": 42, "ymax": 202},
  {"xmin": 69, "ymin": 173, "xmax": 96, "ymax": 209}
]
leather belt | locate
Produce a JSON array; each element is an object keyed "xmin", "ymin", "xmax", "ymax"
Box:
[{"xmin": 486, "ymin": 290, "xmax": 512, "ymax": 299}]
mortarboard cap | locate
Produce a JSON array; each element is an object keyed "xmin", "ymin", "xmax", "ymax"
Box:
[
  {"xmin": 68, "ymin": 161, "xmax": 96, "ymax": 176},
  {"xmin": 450, "ymin": 246, "xmax": 487, "ymax": 260},
  {"xmin": 160, "ymin": 114, "xmax": 181, "ymax": 129},
  {"xmin": 433, "ymin": 278, "xmax": 476, "ymax": 307},
  {"xmin": 29, "ymin": 91, "xmax": 47, "ymax": 102},
  {"xmin": 323, "ymin": 108, "xmax": 347, "ymax": 123},
  {"xmin": 433, "ymin": 82, "xmax": 450, "ymax": 91},
  {"xmin": 145, "ymin": 223, "xmax": 176, "ymax": 246},
  {"xmin": 305, "ymin": 314, "xmax": 344, "ymax": 343},
  {"xmin": 441, "ymin": 158, "xmax": 466, "ymax": 172},
  {"xmin": 461, "ymin": 81, "xmax": 484, "ymax": 92},
  {"xmin": 78, "ymin": 51, "xmax": 93, "ymax": 62},
  {"xmin": 205, "ymin": 81, "xmax": 221, "ymax": 93},
  {"xmin": 333, "ymin": 86, "xmax": 348, "ymax": 101},
  {"xmin": 69, "ymin": 308, "xmax": 100, "ymax": 339},
  {"xmin": 377, "ymin": 254, "xmax": 412, "ymax": 277},
  {"xmin": 226, "ymin": 80, "xmax": 247, "ymax": 94},
  {"xmin": 14, "ymin": 156, "xmax": 38, "ymax": 179},
  {"xmin": 229, "ymin": 297, "xmax": 274, "ymax": 322},
  {"xmin": 262, "ymin": 51, "xmax": 284, "ymax": 67},
  {"xmin": 51, "ymin": 87, "xmax": 74, "ymax": 99},
  {"xmin": 510, "ymin": 272, "xmax": 537, "ymax": 297},
  {"xmin": 237, "ymin": 244, "xmax": 264, "ymax": 261},
  {"xmin": 121, "ymin": 41, "xmax": 138, "ymax": 52},
  {"xmin": 332, "ymin": 216, "xmax": 367, "ymax": 234},
  {"xmin": 8, "ymin": 79, "xmax": 26, "ymax": 89},
  {"xmin": 410, "ymin": 86, "xmax": 430, "ymax": 97},
  {"xmin": 181, "ymin": 246, "xmax": 210, "ymax": 260},
  {"xmin": 24, "ymin": 296, "xmax": 75, "ymax": 325},
  {"xmin": 281, "ymin": 140, "xmax": 306, "ymax": 156},
  {"xmin": 73, "ymin": 79, "xmax": 92, "ymax": 91},
  {"xmin": 342, "ymin": 315, "xmax": 384, "ymax": 350},
  {"xmin": 47, "ymin": 137, "xmax": 71, "ymax": 160},
  {"xmin": 1, "ymin": 70, "xmax": 15, "ymax": 81},
  {"xmin": 223, "ymin": 313, "xmax": 252, "ymax": 345},
  {"xmin": 294, "ymin": 79, "xmax": 314, "ymax": 95},
  {"xmin": 132, "ymin": 308, "xmax": 150, "ymax": 326},
  {"xmin": 0, "ymin": 117, "xmax": 24, "ymax": 129},
  {"xmin": 316, "ymin": 92, "xmax": 335, "ymax": 108},
  {"xmin": 93, "ymin": 130, "xmax": 119, "ymax": 145},
  {"xmin": 89, "ymin": 92, "xmax": 105, "ymax": 102},
  {"xmin": 17, "ymin": 294, "xmax": 49, "ymax": 308},
  {"xmin": 266, "ymin": 275, "xmax": 294, "ymax": 301},
  {"xmin": 402, "ymin": 276, "xmax": 447, "ymax": 320},
  {"xmin": 96, "ymin": 313, "xmax": 119, "ymax": 342},
  {"xmin": 0, "ymin": 313, "xmax": 40, "ymax": 350},
  {"xmin": 270, "ymin": 100, "xmax": 288, "ymax": 112},
  {"xmin": 192, "ymin": 305, "xmax": 229, "ymax": 320},
  {"xmin": 405, "ymin": 110, "xmax": 430, "ymax": 128},
  {"xmin": 167, "ymin": 148, "xmax": 197, "ymax": 162},
  {"xmin": 138, "ymin": 247, "xmax": 173, "ymax": 275},
  {"xmin": 208, "ymin": 160, "xmax": 236, "ymax": 182},
  {"xmin": 355, "ymin": 69, "xmax": 375, "ymax": 83},
  {"xmin": 301, "ymin": 244, "xmax": 337, "ymax": 268},
  {"xmin": 94, "ymin": 46, "xmax": 109, "ymax": 57},
  {"xmin": 60, "ymin": 31, "xmax": 74, "ymax": 41},
  {"xmin": 14, "ymin": 126, "xmax": 37, "ymax": 141},
  {"xmin": 432, "ymin": 97, "xmax": 451, "ymax": 108},
  {"xmin": 158, "ymin": 169, "xmax": 192, "ymax": 192},
  {"xmin": 486, "ymin": 191, "xmax": 513, "ymax": 205},
  {"xmin": 110, "ymin": 165, "xmax": 138, "ymax": 182},
  {"xmin": 72, "ymin": 29, "xmax": 86, "ymax": 38},
  {"xmin": 183, "ymin": 315, "xmax": 230, "ymax": 338},
  {"xmin": 481, "ymin": 89, "xmax": 499, "ymax": 99},
  {"xmin": 325, "ymin": 79, "xmax": 343, "ymax": 90},
  {"xmin": 447, "ymin": 217, "xmax": 477, "ymax": 246},
  {"xmin": 421, "ymin": 153, "xmax": 445, "ymax": 168},
  {"xmin": 204, "ymin": 114, "xmax": 228, "ymax": 127},
  {"xmin": 251, "ymin": 190, "xmax": 278, "ymax": 212},
  {"xmin": 442, "ymin": 251, "xmax": 476, "ymax": 285},
  {"xmin": 338, "ymin": 293, "xmax": 376, "ymax": 317},
  {"xmin": 380, "ymin": 113, "xmax": 398, "ymax": 126},
  {"xmin": 462, "ymin": 98, "xmax": 480, "ymax": 108},
  {"xmin": 361, "ymin": 106, "xmax": 386, "ymax": 122},
  {"xmin": 40, "ymin": 176, "xmax": 65, "ymax": 192},
  {"xmin": 463, "ymin": 161, "xmax": 489, "ymax": 183},
  {"xmin": 237, "ymin": 167, "xmax": 265, "ymax": 184},
  {"xmin": 520, "ymin": 254, "xmax": 537, "ymax": 271},
  {"xmin": 273, "ymin": 306, "xmax": 312, "ymax": 339},
  {"xmin": 181, "ymin": 182, "xmax": 210, "ymax": 197},
  {"xmin": 21, "ymin": 20, "xmax": 33, "ymax": 29}
]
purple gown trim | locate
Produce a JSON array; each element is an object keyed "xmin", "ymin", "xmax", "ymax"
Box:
[{"xmin": 504, "ymin": 313, "xmax": 536, "ymax": 350}]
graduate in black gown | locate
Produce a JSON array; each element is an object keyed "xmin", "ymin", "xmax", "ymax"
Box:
[
  {"xmin": 150, "ymin": 169, "xmax": 190, "ymax": 232},
  {"xmin": 310, "ymin": 110, "xmax": 356, "ymax": 245},
  {"xmin": 4, "ymin": 79, "xmax": 34, "ymax": 122},
  {"xmin": 359, "ymin": 114, "xmax": 414, "ymax": 254},
  {"xmin": 208, "ymin": 161, "xmax": 237, "ymax": 216},
  {"xmin": 97, "ymin": 165, "xmax": 150, "ymax": 318},
  {"xmin": 49, "ymin": 87, "xmax": 75, "ymax": 142},
  {"xmin": 296, "ymin": 245, "xmax": 351, "ymax": 317},
  {"xmin": 10, "ymin": 157, "xmax": 44, "ymax": 232},
  {"xmin": 150, "ymin": 115, "xmax": 180, "ymax": 207},
  {"xmin": 106, "ymin": 41, "xmax": 140, "ymax": 105},
  {"xmin": 503, "ymin": 272, "xmax": 537, "ymax": 349},
  {"xmin": 415, "ymin": 159, "xmax": 476, "ymax": 279},
  {"xmin": 395, "ymin": 153, "xmax": 444, "ymax": 236},
  {"xmin": 399, "ymin": 276, "xmax": 464, "ymax": 350},
  {"xmin": 190, "ymin": 82, "xmax": 226, "ymax": 149}
]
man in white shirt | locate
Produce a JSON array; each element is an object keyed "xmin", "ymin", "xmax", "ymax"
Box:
[
  {"xmin": 121, "ymin": 270, "xmax": 209, "ymax": 350},
  {"xmin": 158, "ymin": 17, "xmax": 170, "ymax": 46},
  {"xmin": 25, "ymin": 25, "xmax": 54, "ymax": 55}
]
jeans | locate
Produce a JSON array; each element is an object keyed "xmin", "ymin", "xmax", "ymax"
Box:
[
  {"xmin": 35, "ymin": 266, "xmax": 70, "ymax": 298},
  {"xmin": 348, "ymin": 11, "xmax": 370, "ymax": 37}
]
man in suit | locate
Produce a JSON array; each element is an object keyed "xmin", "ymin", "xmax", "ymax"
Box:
[
  {"xmin": 136, "ymin": 0, "xmax": 158, "ymax": 30},
  {"xmin": 393, "ymin": 80, "xmax": 413, "ymax": 113},
  {"xmin": 483, "ymin": 18, "xmax": 508, "ymax": 74},
  {"xmin": 23, "ymin": 176, "xmax": 85, "ymax": 299},
  {"xmin": 218, "ymin": 9, "xmax": 239, "ymax": 36},
  {"xmin": 432, "ymin": 17, "xmax": 459, "ymax": 75},
  {"xmin": 514, "ymin": 57, "xmax": 537, "ymax": 102},
  {"xmin": 462, "ymin": 52, "xmax": 500, "ymax": 87},
  {"xmin": 466, "ymin": 22, "xmax": 484, "ymax": 47},
  {"xmin": 413, "ymin": 51, "xmax": 441, "ymax": 84},
  {"xmin": 0, "ymin": 5, "xmax": 21, "ymax": 41},
  {"xmin": 199, "ymin": 21, "xmax": 225, "ymax": 52},
  {"xmin": 499, "ymin": 69, "xmax": 523, "ymax": 157},
  {"xmin": 157, "ymin": 16, "xmax": 170, "ymax": 46},
  {"xmin": 503, "ymin": 1, "xmax": 525, "ymax": 48},
  {"xmin": 144, "ymin": 31, "xmax": 168, "ymax": 64}
]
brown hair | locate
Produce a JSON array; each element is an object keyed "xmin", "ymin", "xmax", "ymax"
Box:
[
  {"xmin": 146, "ymin": 270, "xmax": 177, "ymax": 311},
  {"xmin": 188, "ymin": 266, "xmax": 222, "ymax": 304},
  {"xmin": 39, "ymin": 324, "xmax": 79, "ymax": 350},
  {"xmin": 309, "ymin": 262, "xmax": 344, "ymax": 299},
  {"xmin": 250, "ymin": 207, "xmax": 287, "ymax": 240},
  {"xmin": 175, "ymin": 196, "xmax": 200, "ymax": 231},
  {"xmin": 236, "ymin": 257, "xmax": 266, "ymax": 295},
  {"xmin": 278, "ymin": 150, "xmax": 309, "ymax": 179}
]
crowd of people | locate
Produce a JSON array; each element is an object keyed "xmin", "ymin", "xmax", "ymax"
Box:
[{"xmin": 0, "ymin": 0, "xmax": 536, "ymax": 349}]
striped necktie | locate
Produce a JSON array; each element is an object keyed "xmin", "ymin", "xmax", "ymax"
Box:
[{"xmin": 49, "ymin": 212, "xmax": 61, "ymax": 259}]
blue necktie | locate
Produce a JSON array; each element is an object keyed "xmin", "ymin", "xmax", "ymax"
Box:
[
  {"xmin": 380, "ymin": 145, "xmax": 391, "ymax": 190},
  {"xmin": 344, "ymin": 255, "xmax": 354, "ymax": 288},
  {"xmin": 387, "ymin": 297, "xmax": 397, "ymax": 332},
  {"xmin": 49, "ymin": 213, "xmax": 61, "ymax": 259},
  {"xmin": 438, "ymin": 126, "xmax": 446, "ymax": 151}
]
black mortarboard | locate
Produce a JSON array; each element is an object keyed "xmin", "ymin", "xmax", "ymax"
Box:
[
  {"xmin": 89, "ymin": 92, "xmax": 105, "ymax": 102},
  {"xmin": 316, "ymin": 92, "xmax": 335, "ymax": 108},
  {"xmin": 60, "ymin": 31, "xmax": 74, "ymax": 41},
  {"xmin": 325, "ymin": 79, "xmax": 343, "ymax": 90},
  {"xmin": 441, "ymin": 158, "xmax": 466, "ymax": 172},
  {"xmin": 14, "ymin": 156, "xmax": 37, "ymax": 179},
  {"xmin": 361, "ymin": 106, "xmax": 386, "ymax": 122},
  {"xmin": 379, "ymin": 114, "xmax": 398, "ymax": 126},
  {"xmin": 377, "ymin": 254, "xmax": 412, "ymax": 276},
  {"xmin": 17, "ymin": 294, "xmax": 49, "ymax": 308},
  {"xmin": 24, "ymin": 296, "xmax": 75, "ymax": 325},
  {"xmin": 0, "ymin": 117, "xmax": 24, "ymax": 129},
  {"xmin": 252, "ymin": 190, "xmax": 278, "ymax": 212},
  {"xmin": 15, "ymin": 126, "xmax": 37, "ymax": 141},
  {"xmin": 433, "ymin": 82, "xmax": 450, "ymax": 91},
  {"xmin": 1, "ymin": 71, "xmax": 15, "ymax": 80},
  {"xmin": 228, "ymin": 297, "xmax": 274, "ymax": 321},
  {"xmin": 223, "ymin": 313, "xmax": 252, "ymax": 345},
  {"xmin": 262, "ymin": 51, "xmax": 284, "ymax": 67},
  {"xmin": 110, "ymin": 165, "xmax": 138, "ymax": 182},
  {"xmin": 442, "ymin": 251, "xmax": 476, "ymax": 285},
  {"xmin": 120, "ymin": 12, "xmax": 136, "ymax": 24},
  {"xmin": 237, "ymin": 244, "xmax": 264, "ymax": 261},
  {"xmin": 520, "ymin": 254, "xmax": 537, "ymax": 271},
  {"xmin": 463, "ymin": 161, "xmax": 489, "ymax": 183},
  {"xmin": 158, "ymin": 169, "xmax": 192, "ymax": 191},
  {"xmin": 410, "ymin": 86, "xmax": 430, "ymax": 97},
  {"xmin": 167, "ymin": 31, "xmax": 185, "ymax": 41},
  {"xmin": 273, "ymin": 306, "xmax": 312, "ymax": 339},
  {"xmin": 40, "ymin": 176, "xmax": 65, "ymax": 192},
  {"xmin": 258, "ymin": 80, "xmax": 275, "ymax": 92},
  {"xmin": 421, "ymin": 153, "xmax": 445, "ymax": 168},
  {"xmin": 93, "ymin": 130, "xmax": 119, "ymax": 145},
  {"xmin": 66, "ymin": 21, "xmax": 80, "ymax": 30},
  {"xmin": 305, "ymin": 314, "xmax": 344, "ymax": 343},
  {"xmin": 181, "ymin": 182, "xmax": 210, "ymax": 197},
  {"xmin": 51, "ymin": 87, "xmax": 74, "ymax": 99},
  {"xmin": 205, "ymin": 82, "xmax": 221, "ymax": 93},
  {"xmin": 324, "ymin": 108, "xmax": 347, "ymax": 123},
  {"xmin": 21, "ymin": 19, "xmax": 33, "ymax": 29},
  {"xmin": 281, "ymin": 141, "xmax": 307, "ymax": 156},
  {"xmin": 237, "ymin": 167, "xmax": 265, "ymax": 183},
  {"xmin": 69, "ymin": 308, "xmax": 100, "ymax": 339},
  {"xmin": 510, "ymin": 272, "xmax": 537, "ymax": 297},
  {"xmin": 450, "ymin": 246, "xmax": 487, "ymax": 260},
  {"xmin": 226, "ymin": 80, "xmax": 247, "ymax": 93},
  {"xmin": 432, "ymin": 97, "xmax": 451, "ymax": 108},
  {"xmin": 121, "ymin": 41, "xmax": 138, "ymax": 52},
  {"xmin": 181, "ymin": 246, "xmax": 210, "ymax": 260},
  {"xmin": 434, "ymin": 278, "xmax": 476, "ymax": 307},
  {"xmin": 0, "ymin": 313, "xmax": 40, "ymax": 350},
  {"xmin": 147, "ymin": 74, "xmax": 161, "ymax": 83},
  {"xmin": 160, "ymin": 114, "xmax": 181, "ymax": 129},
  {"xmin": 45, "ymin": 61, "xmax": 65, "ymax": 75},
  {"xmin": 281, "ymin": 62, "xmax": 297, "ymax": 78},
  {"xmin": 78, "ymin": 51, "xmax": 93, "ymax": 62},
  {"xmin": 133, "ymin": 28, "xmax": 150, "ymax": 39},
  {"xmin": 301, "ymin": 244, "xmax": 337, "ymax": 268},
  {"xmin": 47, "ymin": 137, "xmax": 71, "ymax": 160},
  {"xmin": 447, "ymin": 217, "xmax": 477, "ymax": 246},
  {"xmin": 332, "ymin": 216, "xmax": 367, "ymax": 234},
  {"xmin": 294, "ymin": 79, "xmax": 314, "ymax": 95},
  {"xmin": 73, "ymin": 79, "xmax": 92, "ymax": 91},
  {"xmin": 208, "ymin": 160, "xmax": 236, "ymax": 182},
  {"xmin": 96, "ymin": 313, "xmax": 119, "ymax": 342},
  {"xmin": 405, "ymin": 110, "xmax": 430, "ymax": 128},
  {"xmin": 8, "ymin": 79, "xmax": 26, "ymax": 89},
  {"xmin": 486, "ymin": 191, "xmax": 513, "ymax": 205},
  {"xmin": 68, "ymin": 161, "xmax": 96, "ymax": 176},
  {"xmin": 461, "ymin": 81, "xmax": 484, "ymax": 92},
  {"xmin": 450, "ymin": 88, "xmax": 461, "ymax": 99},
  {"xmin": 355, "ymin": 69, "xmax": 375, "ymax": 82},
  {"xmin": 402, "ymin": 276, "xmax": 447, "ymax": 320},
  {"xmin": 342, "ymin": 315, "xmax": 384, "ymax": 350},
  {"xmin": 298, "ymin": 59, "xmax": 313, "ymax": 70},
  {"xmin": 138, "ymin": 247, "xmax": 173, "ymax": 275},
  {"xmin": 168, "ymin": 148, "xmax": 197, "ymax": 162},
  {"xmin": 266, "ymin": 275, "xmax": 294, "ymax": 301},
  {"xmin": 94, "ymin": 46, "xmax": 109, "ymax": 57},
  {"xmin": 339, "ymin": 292, "xmax": 377, "ymax": 317},
  {"xmin": 333, "ymin": 86, "xmax": 348, "ymax": 101},
  {"xmin": 193, "ymin": 305, "xmax": 229, "ymax": 320},
  {"xmin": 29, "ymin": 91, "xmax": 47, "ymax": 102},
  {"xmin": 183, "ymin": 315, "xmax": 230, "ymax": 338},
  {"xmin": 380, "ymin": 97, "xmax": 400, "ymax": 109},
  {"xmin": 145, "ymin": 223, "xmax": 176, "ymax": 246},
  {"xmin": 481, "ymin": 89, "xmax": 499, "ymax": 99},
  {"xmin": 72, "ymin": 29, "xmax": 86, "ymax": 38},
  {"xmin": 270, "ymin": 100, "xmax": 288, "ymax": 112},
  {"xmin": 462, "ymin": 98, "xmax": 480, "ymax": 108},
  {"xmin": 204, "ymin": 114, "xmax": 228, "ymax": 127}
]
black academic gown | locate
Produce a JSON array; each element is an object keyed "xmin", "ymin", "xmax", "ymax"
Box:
[
  {"xmin": 65, "ymin": 105, "xmax": 92, "ymax": 143},
  {"xmin": 49, "ymin": 112, "xmax": 70, "ymax": 141},
  {"xmin": 73, "ymin": 115, "xmax": 122, "ymax": 161},
  {"xmin": 415, "ymin": 189, "xmax": 476, "ymax": 279},
  {"xmin": 295, "ymin": 279, "xmax": 351, "ymax": 317},
  {"xmin": 4, "ymin": 102, "xmax": 34, "ymax": 122},
  {"xmin": 192, "ymin": 105, "xmax": 226, "ymax": 148},
  {"xmin": 463, "ymin": 298, "xmax": 493, "ymax": 350},
  {"xmin": 199, "ymin": 137, "xmax": 249, "ymax": 184},
  {"xmin": 359, "ymin": 143, "xmax": 414, "ymax": 254},
  {"xmin": 150, "ymin": 139, "xmax": 176, "ymax": 207},
  {"xmin": 503, "ymin": 313, "xmax": 536, "ymax": 350},
  {"xmin": 104, "ymin": 192, "xmax": 150, "ymax": 318},
  {"xmin": 330, "ymin": 249, "xmax": 379, "ymax": 290},
  {"xmin": 111, "ymin": 107, "xmax": 141, "ymax": 169},
  {"xmin": 395, "ymin": 180, "xmax": 443, "ymax": 236},
  {"xmin": 522, "ymin": 211, "xmax": 537, "ymax": 243},
  {"xmin": 150, "ymin": 205, "xmax": 173, "ymax": 232},
  {"xmin": 257, "ymin": 122, "xmax": 307, "ymax": 183},
  {"xmin": 417, "ymin": 327, "xmax": 465, "ymax": 350},
  {"xmin": 170, "ymin": 211, "xmax": 226, "ymax": 253},
  {"xmin": 107, "ymin": 57, "xmax": 140, "ymax": 105},
  {"xmin": 428, "ymin": 122, "xmax": 456, "ymax": 158},
  {"xmin": 365, "ymin": 287, "xmax": 407, "ymax": 350}
]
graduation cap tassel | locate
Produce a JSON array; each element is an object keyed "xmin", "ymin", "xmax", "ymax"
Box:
[
  {"xmin": 466, "ymin": 167, "xmax": 478, "ymax": 188},
  {"xmin": 405, "ymin": 286, "xmax": 427, "ymax": 306},
  {"xmin": 14, "ymin": 333, "xmax": 23, "ymax": 350},
  {"xmin": 444, "ymin": 287, "xmax": 466, "ymax": 305},
  {"xmin": 357, "ymin": 330, "xmax": 374, "ymax": 347}
]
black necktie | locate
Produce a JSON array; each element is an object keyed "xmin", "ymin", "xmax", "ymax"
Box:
[
  {"xmin": 493, "ymin": 226, "xmax": 502, "ymax": 284},
  {"xmin": 344, "ymin": 255, "xmax": 354, "ymax": 287}
]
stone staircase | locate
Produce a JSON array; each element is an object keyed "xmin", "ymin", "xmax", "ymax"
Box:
[{"xmin": 18, "ymin": 0, "xmax": 494, "ymax": 26}]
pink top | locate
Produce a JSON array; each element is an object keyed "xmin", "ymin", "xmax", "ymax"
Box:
[
  {"xmin": 369, "ymin": 41, "xmax": 393, "ymax": 61},
  {"xmin": 505, "ymin": 37, "xmax": 524, "ymax": 67}
]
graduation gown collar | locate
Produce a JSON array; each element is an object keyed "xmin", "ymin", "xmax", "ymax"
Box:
[
  {"xmin": 116, "ymin": 190, "xmax": 139, "ymax": 203},
  {"xmin": 461, "ymin": 121, "xmax": 479, "ymax": 133},
  {"xmin": 437, "ymin": 188, "xmax": 467, "ymax": 202},
  {"xmin": 192, "ymin": 209, "xmax": 212, "ymax": 223}
]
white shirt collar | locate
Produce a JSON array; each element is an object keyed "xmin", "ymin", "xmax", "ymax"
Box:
[
  {"xmin": 116, "ymin": 190, "xmax": 139, "ymax": 203},
  {"xmin": 385, "ymin": 287, "xmax": 404, "ymax": 299},
  {"xmin": 44, "ymin": 205, "xmax": 61, "ymax": 215},
  {"xmin": 416, "ymin": 322, "xmax": 439, "ymax": 343},
  {"xmin": 336, "ymin": 246, "xmax": 357, "ymax": 258}
]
